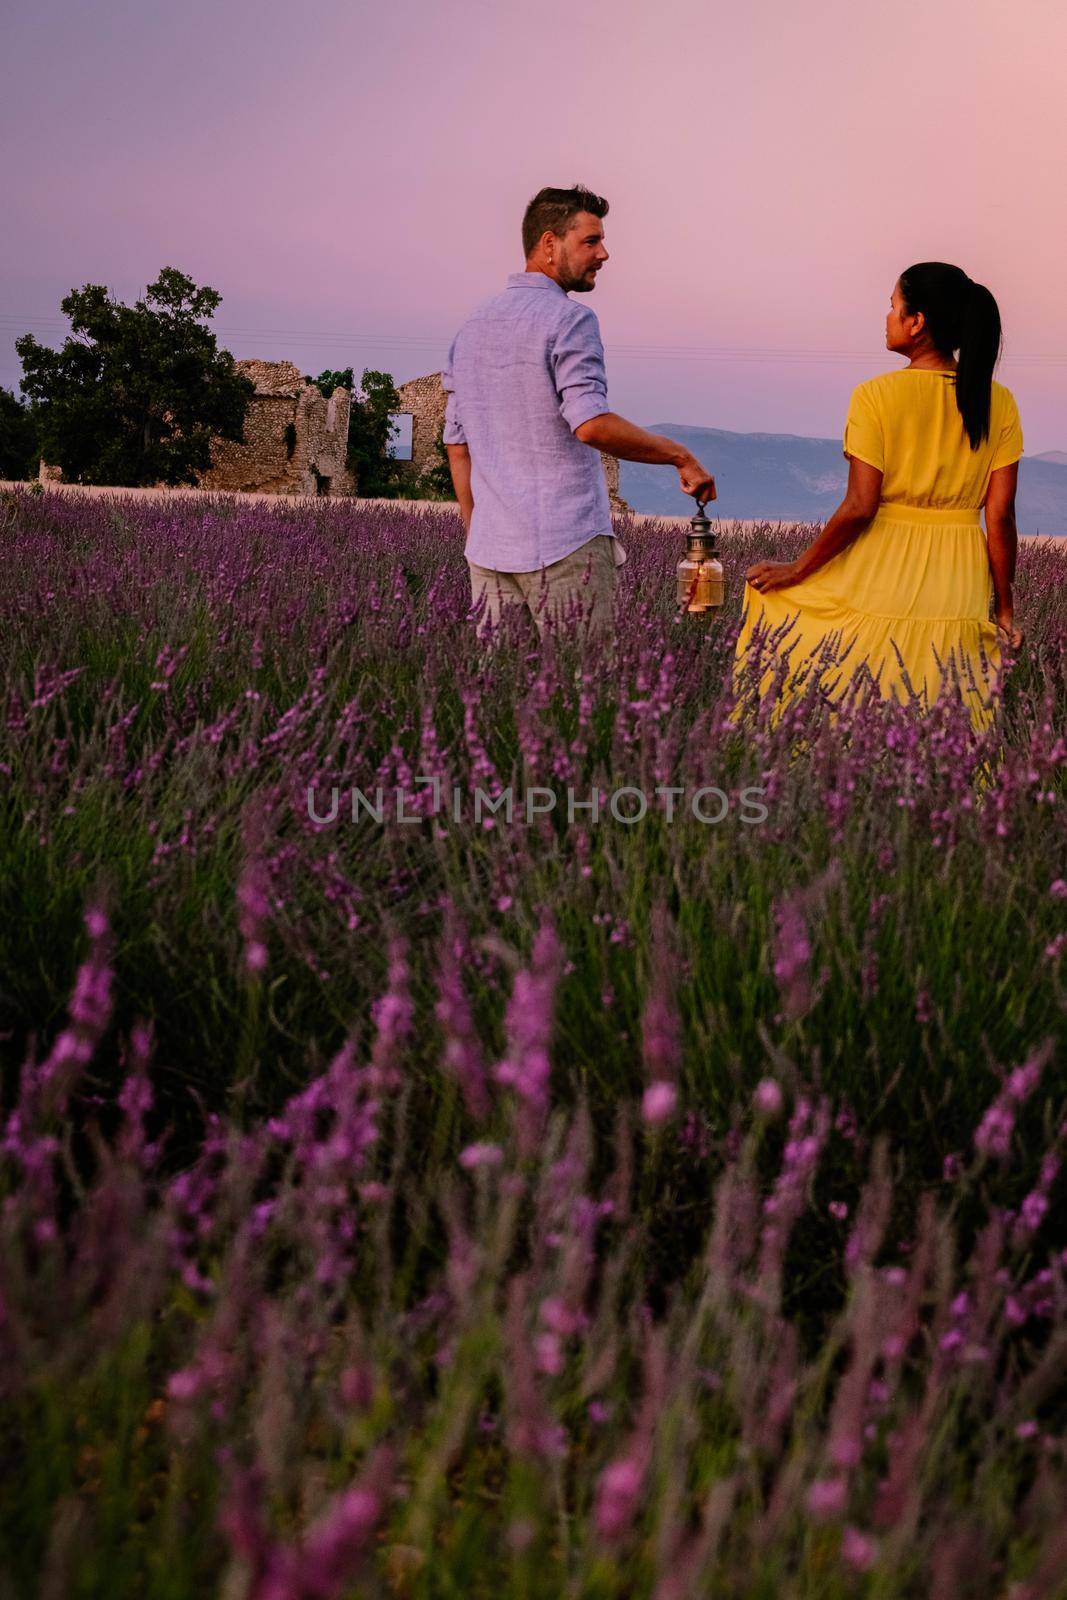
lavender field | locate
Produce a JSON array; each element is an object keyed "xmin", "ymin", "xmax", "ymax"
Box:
[{"xmin": 2, "ymin": 486, "xmax": 1067, "ymax": 1598}]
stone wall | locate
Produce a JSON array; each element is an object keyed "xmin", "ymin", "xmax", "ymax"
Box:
[
  {"xmin": 601, "ymin": 450, "xmax": 624, "ymax": 511},
  {"xmin": 198, "ymin": 360, "xmax": 355, "ymax": 496},
  {"xmin": 394, "ymin": 370, "xmax": 630, "ymax": 513},
  {"xmin": 395, "ymin": 373, "xmax": 448, "ymax": 479}
]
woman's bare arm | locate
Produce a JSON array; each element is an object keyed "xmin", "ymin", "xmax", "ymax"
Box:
[
  {"xmin": 984, "ymin": 462, "xmax": 1021, "ymax": 644},
  {"xmin": 746, "ymin": 457, "xmax": 882, "ymax": 592}
]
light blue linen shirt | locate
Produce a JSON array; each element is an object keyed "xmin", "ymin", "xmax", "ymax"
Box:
[{"xmin": 442, "ymin": 271, "xmax": 626, "ymax": 573}]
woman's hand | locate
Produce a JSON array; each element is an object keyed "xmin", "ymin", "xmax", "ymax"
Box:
[
  {"xmin": 745, "ymin": 560, "xmax": 802, "ymax": 595},
  {"xmin": 995, "ymin": 607, "xmax": 1024, "ymax": 650}
]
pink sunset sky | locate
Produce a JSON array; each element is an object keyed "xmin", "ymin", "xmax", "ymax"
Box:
[{"xmin": 2, "ymin": 0, "xmax": 1065, "ymax": 451}]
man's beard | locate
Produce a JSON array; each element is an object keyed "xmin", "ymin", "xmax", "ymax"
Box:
[{"xmin": 559, "ymin": 261, "xmax": 596, "ymax": 294}]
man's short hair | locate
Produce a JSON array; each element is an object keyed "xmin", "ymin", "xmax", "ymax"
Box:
[{"xmin": 522, "ymin": 184, "xmax": 609, "ymax": 259}]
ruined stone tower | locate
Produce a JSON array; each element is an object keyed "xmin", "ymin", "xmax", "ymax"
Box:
[{"xmin": 198, "ymin": 360, "xmax": 355, "ymax": 496}]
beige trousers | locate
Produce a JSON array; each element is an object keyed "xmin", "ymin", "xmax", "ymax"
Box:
[{"xmin": 467, "ymin": 534, "xmax": 618, "ymax": 644}]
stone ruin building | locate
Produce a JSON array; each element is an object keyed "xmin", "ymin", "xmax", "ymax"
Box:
[
  {"xmin": 197, "ymin": 360, "xmax": 355, "ymax": 496},
  {"xmin": 38, "ymin": 360, "xmax": 632, "ymax": 510},
  {"xmin": 38, "ymin": 360, "xmax": 353, "ymax": 496},
  {"xmin": 395, "ymin": 371, "xmax": 630, "ymax": 512}
]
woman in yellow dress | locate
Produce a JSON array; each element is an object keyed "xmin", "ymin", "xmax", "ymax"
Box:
[{"xmin": 731, "ymin": 262, "xmax": 1025, "ymax": 735}]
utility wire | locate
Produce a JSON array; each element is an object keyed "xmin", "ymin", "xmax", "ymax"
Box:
[{"xmin": 3, "ymin": 313, "xmax": 1067, "ymax": 366}]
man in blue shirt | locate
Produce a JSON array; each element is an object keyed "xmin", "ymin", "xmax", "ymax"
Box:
[{"xmin": 444, "ymin": 183, "xmax": 716, "ymax": 645}]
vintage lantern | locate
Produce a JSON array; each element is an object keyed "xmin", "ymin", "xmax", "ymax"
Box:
[{"xmin": 676, "ymin": 496, "xmax": 725, "ymax": 615}]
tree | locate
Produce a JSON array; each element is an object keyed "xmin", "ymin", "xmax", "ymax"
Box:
[
  {"xmin": 0, "ymin": 387, "xmax": 39, "ymax": 481},
  {"xmin": 305, "ymin": 367, "xmax": 418, "ymax": 499},
  {"xmin": 15, "ymin": 268, "xmax": 254, "ymax": 487},
  {"xmin": 347, "ymin": 370, "xmax": 408, "ymax": 498},
  {"xmin": 420, "ymin": 428, "xmax": 459, "ymax": 501},
  {"xmin": 307, "ymin": 368, "xmax": 354, "ymax": 399},
  {"xmin": 388, "ymin": 427, "xmax": 458, "ymax": 502},
  {"xmin": 304, "ymin": 367, "xmax": 455, "ymax": 500}
]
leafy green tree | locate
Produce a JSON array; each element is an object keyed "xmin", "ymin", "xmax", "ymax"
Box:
[
  {"xmin": 304, "ymin": 367, "xmax": 455, "ymax": 500},
  {"xmin": 306, "ymin": 367, "xmax": 420, "ymax": 498},
  {"xmin": 347, "ymin": 369, "xmax": 407, "ymax": 498},
  {"xmin": 389, "ymin": 429, "xmax": 458, "ymax": 502},
  {"xmin": 420, "ymin": 427, "xmax": 458, "ymax": 500},
  {"xmin": 307, "ymin": 368, "xmax": 354, "ymax": 399},
  {"xmin": 0, "ymin": 387, "xmax": 39, "ymax": 481},
  {"xmin": 15, "ymin": 268, "xmax": 254, "ymax": 486}
]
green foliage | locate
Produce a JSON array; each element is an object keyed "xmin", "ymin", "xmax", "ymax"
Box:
[
  {"xmin": 417, "ymin": 425, "xmax": 460, "ymax": 500},
  {"xmin": 346, "ymin": 367, "xmax": 407, "ymax": 498},
  {"xmin": 0, "ymin": 385, "xmax": 39, "ymax": 480},
  {"xmin": 305, "ymin": 367, "xmax": 457, "ymax": 500},
  {"xmin": 310, "ymin": 366, "xmax": 453, "ymax": 499},
  {"xmin": 306, "ymin": 367, "xmax": 354, "ymax": 399},
  {"xmin": 15, "ymin": 268, "xmax": 254, "ymax": 487}
]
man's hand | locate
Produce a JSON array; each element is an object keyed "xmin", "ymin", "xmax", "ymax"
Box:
[
  {"xmin": 746, "ymin": 559, "xmax": 801, "ymax": 594},
  {"xmin": 679, "ymin": 454, "xmax": 716, "ymax": 504},
  {"xmin": 574, "ymin": 416, "xmax": 718, "ymax": 504}
]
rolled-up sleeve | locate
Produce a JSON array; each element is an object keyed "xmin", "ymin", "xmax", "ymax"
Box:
[
  {"xmin": 442, "ymin": 335, "xmax": 467, "ymax": 445},
  {"xmin": 551, "ymin": 306, "xmax": 610, "ymax": 433}
]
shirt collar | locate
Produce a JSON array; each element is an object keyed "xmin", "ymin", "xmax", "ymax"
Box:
[{"xmin": 506, "ymin": 271, "xmax": 566, "ymax": 294}]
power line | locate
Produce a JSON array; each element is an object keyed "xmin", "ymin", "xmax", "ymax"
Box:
[{"xmin": 3, "ymin": 312, "xmax": 1067, "ymax": 367}]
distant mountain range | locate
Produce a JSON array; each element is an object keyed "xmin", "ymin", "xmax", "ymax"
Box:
[{"xmin": 619, "ymin": 426, "xmax": 1067, "ymax": 535}]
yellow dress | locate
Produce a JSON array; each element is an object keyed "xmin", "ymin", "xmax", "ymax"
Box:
[{"xmin": 730, "ymin": 371, "xmax": 1024, "ymax": 735}]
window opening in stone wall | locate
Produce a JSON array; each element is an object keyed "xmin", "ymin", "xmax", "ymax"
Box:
[{"xmin": 388, "ymin": 414, "xmax": 414, "ymax": 461}]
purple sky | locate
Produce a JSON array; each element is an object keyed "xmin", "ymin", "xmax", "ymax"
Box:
[{"xmin": 3, "ymin": 0, "xmax": 1065, "ymax": 450}]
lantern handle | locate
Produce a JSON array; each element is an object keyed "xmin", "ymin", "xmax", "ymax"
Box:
[{"xmin": 691, "ymin": 492, "xmax": 721, "ymax": 532}]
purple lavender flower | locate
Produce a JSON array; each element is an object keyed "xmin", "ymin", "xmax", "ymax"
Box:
[
  {"xmin": 459, "ymin": 1142, "xmax": 504, "ymax": 1170},
  {"xmin": 841, "ymin": 1525, "xmax": 878, "ymax": 1570},
  {"xmin": 754, "ymin": 1078, "xmax": 784, "ymax": 1117},
  {"xmin": 492, "ymin": 918, "xmax": 563, "ymax": 1157},
  {"xmin": 368, "ymin": 938, "xmax": 414, "ymax": 1089},
  {"xmin": 642, "ymin": 1082, "xmax": 678, "ymax": 1125},
  {"xmin": 771, "ymin": 892, "xmax": 813, "ymax": 1021},
  {"xmin": 807, "ymin": 1476, "xmax": 848, "ymax": 1520},
  {"xmin": 236, "ymin": 806, "xmax": 272, "ymax": 978},
  {"xmin": 594, "ymin": 1456, "xmax": 644, "ymax": 1542},
  {"xmin": 975, "ymin": 1101, "xmax": 1015, "ymax": 1159},
  {"xmin": 434, "ymin": 910, "xmax": 490, "ymax": 1120}
]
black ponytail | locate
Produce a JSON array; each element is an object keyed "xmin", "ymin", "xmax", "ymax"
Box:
[
  {"xmin": 899, "ymin": 262, "xmax": 1003, "ymax": 449},
  {"xmin": 955, "ymin": 281, "xmax": 1002, "ymax": 450}
]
